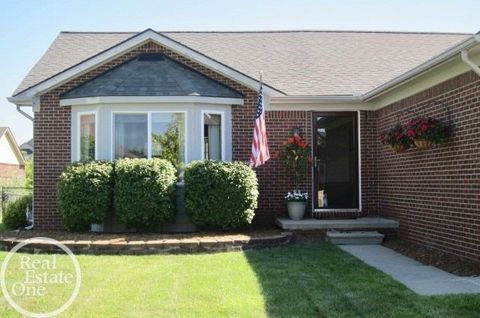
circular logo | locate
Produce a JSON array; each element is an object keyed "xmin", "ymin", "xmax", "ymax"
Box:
[{"xmin": 0, "ymin": 237, "xmax": 81, "ymax": 318}]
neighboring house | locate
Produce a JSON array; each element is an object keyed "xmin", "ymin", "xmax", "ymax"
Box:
[
  {"xmin": 7, "ymin": 29, "xmax": 480, "ymax": 262},
  {"xmin": 0, "ymin": 127, "xmax": 25, "ymax": 184},
  {"xmin": 20, "ymin": 139, "xmax": 33, "ymax": 158}
]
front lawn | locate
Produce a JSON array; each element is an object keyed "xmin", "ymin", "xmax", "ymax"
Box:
[{"xmin": 0, "ymin": 242, "xmax": 479, "ymax": 317}]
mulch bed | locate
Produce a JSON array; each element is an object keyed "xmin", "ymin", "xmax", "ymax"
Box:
[
  {"xmin": 0, "ymin": 229, "xmax": 292, "ymax": 255},
  {"xmin": 384, "ymin": 239, "xmax": 480, "ymax": 277}
]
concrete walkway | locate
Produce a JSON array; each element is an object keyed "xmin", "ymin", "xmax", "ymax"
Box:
[{"xmin": 339, "ymin": 245, "xmax": 480, "ymax": 296}]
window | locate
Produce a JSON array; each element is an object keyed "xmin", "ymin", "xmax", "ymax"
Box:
[
  {"xmin": 114, "ymin": 114, "xmax": 148, "ymax": 158},
  {"xmin": 203, "ymin": 113, "xmax": 222, "ymax": 160},
  {"xmin": 79, "ymin": 113, "xmax": 96, "ymax": 161},
  {"xmin": 151, "ymin": 113, "xmax": 185, "ymax": 168},
  {"xmin": 114, "ymin": 112, "xmax": 186, "ymax": 165}
]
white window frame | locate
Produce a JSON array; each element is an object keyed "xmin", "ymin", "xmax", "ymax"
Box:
[
  {"xmin": 200, "ymin": 110, "xmax": 226, "ymax": 160},
  {"xmin": 111, "ymin": 110, "xmax": 188, "ymax": 162},
  {"xmin": 77, "ymin": 111, "xmax": 98, "ymax": 161}
]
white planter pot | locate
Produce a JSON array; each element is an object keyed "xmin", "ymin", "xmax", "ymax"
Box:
[{"xmin": 287, "ymin": 201, "xmax": 307, "ymax": 220}]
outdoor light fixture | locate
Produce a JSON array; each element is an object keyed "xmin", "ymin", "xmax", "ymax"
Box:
[{"xmin": 292, "ymin": 126, "xmax": 301, "ymax": 136}]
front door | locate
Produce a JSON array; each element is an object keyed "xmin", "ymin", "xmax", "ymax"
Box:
[{"xmin": 313, "ymin": 112, "xmax": 359, "ymax": 210}]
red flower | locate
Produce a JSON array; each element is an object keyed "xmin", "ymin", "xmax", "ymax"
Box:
[{"xmin": 420, "ymin": 123, "xmax": 428, "ymax": 132}]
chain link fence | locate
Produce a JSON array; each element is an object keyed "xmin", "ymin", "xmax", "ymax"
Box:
[{"xmin": 0, "ymin": 186, "xmax": 32, "ymax": 222}]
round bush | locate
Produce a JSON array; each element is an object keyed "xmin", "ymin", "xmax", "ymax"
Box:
[
  {"xmin": 184, "ymin": 161, "xmax": 258, "ymax": 230},
  {"xmin": 58, "ymin": 161, "xmax": 113, "ymax": 232},
  {"xmin": 3, "ymin": 194, "xmax": 32, "ymax": 230},
  {"xmin": 114, "ymin": 158, "xmax": 177, "ymax": 231}
]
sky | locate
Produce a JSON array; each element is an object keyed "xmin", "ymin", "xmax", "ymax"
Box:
[{"xmin": 1, "ymin": 0, "xmax": 479, "ymax": 144}]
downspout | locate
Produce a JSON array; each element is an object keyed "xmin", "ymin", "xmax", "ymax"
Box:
[
  {"xmin": 16, "ymin": 105, "xmax": 33, "ymax": 121},
  {"xmin": 15, "ymin": 105, "xmax": 34, "ymax": 230}
]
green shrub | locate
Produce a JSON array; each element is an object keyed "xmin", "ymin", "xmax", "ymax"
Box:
[
  {"xmin": 3, "ymin": 194, "xmax": 32, "ymax": 230},
  {"xmin": 58, "ymin": 161, "xmax": 113, "ymax": 232},
  {"xmin": 184, "ymin": 161, "xmax": 258, "ymax": 230},
  {"xmin": 114, "ymin": 158, "xmax": 176, "ymax": 231}
]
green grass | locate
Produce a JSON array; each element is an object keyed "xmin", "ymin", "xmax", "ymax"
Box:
[{"xmin": 0, "ymin": 242, "xmax": 479, "ymax": 317}]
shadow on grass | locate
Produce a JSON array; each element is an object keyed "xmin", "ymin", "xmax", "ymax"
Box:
[{"xmin": 244, "ymin": 241, "xmax": 480, "ymax": 318}]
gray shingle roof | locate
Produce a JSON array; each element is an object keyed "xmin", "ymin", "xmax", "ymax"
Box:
[
  {"xmin": 14, "ymin": 30, "xmax": 470, "ymax": 96},
  {"xmin": 61, "ymin": 53, "xmax": 243, "ymax": 99}
]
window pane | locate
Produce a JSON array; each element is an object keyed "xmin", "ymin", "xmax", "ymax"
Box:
[
  {"xmin": 151, "ymin": 113, "xmax": 185, "ymax": 167},
  {"xmin": 114, "ymin": 114, "xmax": 148, "ymax": 159},
  {"xmin": 203, "ymin": 113, "xmax": 221, "ymax": 160},
  {"xmin": 79, "ymin": 114, "xmax": 95, "ymax": 161}
]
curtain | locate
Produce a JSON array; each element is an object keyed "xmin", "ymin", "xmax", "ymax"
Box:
[{"xmin": 208, "ymin": 124, "xmax": 221, "ymax": 160}]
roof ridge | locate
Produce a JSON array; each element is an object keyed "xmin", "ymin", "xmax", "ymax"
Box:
[{"xmin": 59, "ymin": 29, "xmax": 473, "ymax": 35}]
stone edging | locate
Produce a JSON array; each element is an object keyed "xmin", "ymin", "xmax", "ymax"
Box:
[{"xmin": 0, "ymin": 232, "xmax": 293, "ymax": 255}]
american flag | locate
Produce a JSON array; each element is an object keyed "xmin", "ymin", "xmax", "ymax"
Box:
[{"xmin": 249, "ymin": 85, "xmax": 270, "ymax": 167}]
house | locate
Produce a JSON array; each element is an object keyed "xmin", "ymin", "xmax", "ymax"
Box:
[
  {"xmin": 0, "ymin": 127, "xmax": 25, "ymax": 184},
  {"xmin": 8, "ymin": 29, "xmax": 480, "ymax": 262},
  {"xmin": 20, "ymin": 139, "xmax": 33, "ymax": 158}
]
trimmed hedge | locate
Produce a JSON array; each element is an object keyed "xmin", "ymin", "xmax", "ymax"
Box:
[
  {"xmin": 3, "ymin": 194, "xmax": 32, "ymax": 230},
  {"xmin": 114, "ymin": 158, "xmax": 176, "ymax": 231},
  {"xmin": 58, "ymin": 161, "xmax": 113, "ymax": 232},
  {"xmin": 184, "ymin": 161, "xmax": 258, "ymax": 230}
]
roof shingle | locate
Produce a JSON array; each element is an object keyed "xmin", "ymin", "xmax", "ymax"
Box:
[{"xmin": 13, "ymin": 30, "xmax": 470, "ymax": 96}]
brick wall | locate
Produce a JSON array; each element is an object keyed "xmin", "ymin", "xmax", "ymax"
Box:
[
  {"xmin": 0, "ymin": 163, "xmax": 25, "ymax": 184},
  {"xmin": 375, "ymin": 71, "xmax": 480, "ymax": 262}
]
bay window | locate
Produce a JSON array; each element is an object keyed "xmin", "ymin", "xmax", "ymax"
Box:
[{"xmin": 73, "ymin": 105, "xmax": 231, "ymax": 164}]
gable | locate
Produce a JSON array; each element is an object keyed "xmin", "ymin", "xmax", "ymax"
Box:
[
  {"xmin": 60, "ymin": 53, "xmax": 243, "ymax": 99},
  {"xmin": 0, "ymin": 129, "xmax": 24, "ymax": 166},
  {"xmin": 10, "ymin": 29, "xmax": 282, "ymax": 107}
]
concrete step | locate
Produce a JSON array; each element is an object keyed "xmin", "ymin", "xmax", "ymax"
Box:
[
  {"xmin": 327, "ymin": 230, "xmax": 384, "ymax": 245},
  {"xmin": 276, "ymin": 217, "xmax": 399, "ymax": 231}
]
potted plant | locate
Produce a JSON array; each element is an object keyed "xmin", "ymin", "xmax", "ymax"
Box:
[
  {"xmin": 285, "ymin": 191, "xmax": 309, "ymax": 220},
  {"xmin": 380, "ymin": 123, "xmax": 410, "ymax": 153},
  {"xmin": 279, "ymin": 133, "xmax": 310, "ymax": 220},
  {"xmin": 406, "ymin": 117, "xmax": 450, "ymax": 150}
]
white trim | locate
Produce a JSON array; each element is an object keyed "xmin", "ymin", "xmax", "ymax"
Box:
[
  {"xmin": 271, "ymin": 95, "xmax": 362, "ymax": 104},
  {"xmin": 200, "ymin": 110, "xmax": 226, "ymax": 160},
  {"xmin": 269, "ymin": 102, "xmax": 373, "ymax": 112},
  {"xmin": 60, "ymin": 96, "xmax": 244, "ymax": 107},
  {"xmin": 76, "ymin": 111, "xmax": 98, "ymax": 161},
  {"xmin": 461, "ymin": 49, "xmax": 480, "ymax": 76},
  {"xmin": 111, "ymin": 110, "xmax": 188, "ymax": 162},
  {"xmin": 10, "ymin": 29, "xmax": 283, "ymax": 104},
  {"xmin": 311, "ymin": 111, "xmax": 361, "ymax": 214}
]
